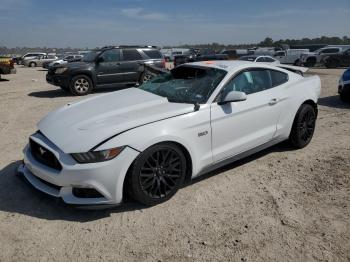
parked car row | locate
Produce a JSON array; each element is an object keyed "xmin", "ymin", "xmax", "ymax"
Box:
[{"xmin": 42, "ymin": 54, "xmax": 84, "ymax": 69}]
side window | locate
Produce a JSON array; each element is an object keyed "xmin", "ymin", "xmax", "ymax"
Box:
[
  {"xmin": 264, "ymin": 57, "xmax": 275, "ymax": 62},
  {"xmin": 99, "ymin": 49, "xmax": 121, "ymax": 62},
  {"xmin": 269, "ymin": 70, "xmax": 289, "ymax": 87},
  {"xmin": 256, "ymin": 57, "xmax": 265, "ymax": 62},
  {"xmin": 122, "ymin": 49, "xmax": 142, "ymax": 61},
  {"xmin": 222, "ymin": 69, "xmax": 272, "ymax": 96},
  {"xmin": 321, "ymin": 48, "xmax": 339, "ymax": 54},
  {"xmin": 143, "ymin": 50, "xmax": 163, "ymax": 59}
]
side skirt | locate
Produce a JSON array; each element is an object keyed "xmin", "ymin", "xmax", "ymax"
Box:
[{"xmin": 195, "ymin": 137, "xmax": 287, "ymax": 178}]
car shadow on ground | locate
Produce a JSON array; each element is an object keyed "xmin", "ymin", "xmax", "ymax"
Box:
[
  {"xmin": 318, "ymin": 95, "xmax": 350, "ymax": 109},
  {"xmin": 28, "ymin": 86, "xmax": 131, "ymax": 98},
  {"xmin": 0, "ymin": 161, "xmax": 146, "ymax": 222},
  {"xmin": 0, "ymin": 78, "xmax": 10, "ymax": 82},
  {"xmin": 0, "ymin": 142, "xmax": 294, "ymax": 222},
  {"xmin": 184, "ymin": 141, "xmax": 295, "ymax": 188}
]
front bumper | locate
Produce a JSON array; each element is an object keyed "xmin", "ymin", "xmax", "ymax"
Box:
[
  {"xmin": 18, "ymin": 132, "xmax": 139, "ymax": 205},
  {"xmin": 46, "ymin": 73, "xmax": 70, "ymax": 87},
  {"xmin": 339, "ymin": 82, "xmax": 350, "ymax": 96}
]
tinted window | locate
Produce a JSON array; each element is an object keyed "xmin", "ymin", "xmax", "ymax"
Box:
[
  {"xmin": 122, "ymin": 49, "xmax": 142, "ymax": 61},
  {"xmin": 275, "ymin": 51, "xmax": 285, "ymax": 56},
  {"xmin": 222, "ymin": 69, "xmax": 272, "ymax": 95},
  {"xmin": 239, "ymin": 56, "xmax": 256, "ymax": 61},
  {"xmin": 321, "ymin": 48, "xmax": 339, "ymax": 54},
  {"xmin": 143, "ymin": 50, "xmax": 163, "ymax": 59},
  {"xmin": 100, "ymin": 49, "xmax": 121, "ymax": 62},
  {"xmin": 270, "ymin": 70, "xmax": 288, "ymax": 87},
  {"xmin": 47, "ymin": 55, "xmax": 56, "ymax": 59},
  {"xmin": 264, "ymin": 57, "xmax": 275, "ymax": 62},
  {"xmin": 256, "ymin": 57, "xmax": 265, "ymax": 62}
]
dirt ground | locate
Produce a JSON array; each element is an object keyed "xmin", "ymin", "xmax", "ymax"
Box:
[{"xmin": 0, "ymin": 66, "xmax": 349, "ymax": 262}]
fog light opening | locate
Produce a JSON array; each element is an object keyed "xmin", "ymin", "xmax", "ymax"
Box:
[{"xmin": 72, "ymin": 188, "xmax": 104, "ymax": 198}]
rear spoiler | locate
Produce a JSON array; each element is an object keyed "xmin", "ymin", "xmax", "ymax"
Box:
[{"xmin": 276, "ymin": 64, "xmax": 309, "ymax": 75}]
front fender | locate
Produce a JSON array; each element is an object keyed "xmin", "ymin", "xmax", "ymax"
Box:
[{"xmin": 94, "ymin": 105, "xmax": 213, "ymax": 177}]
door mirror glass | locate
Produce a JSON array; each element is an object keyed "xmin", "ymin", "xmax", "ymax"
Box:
[{"xmin": 218, "ymin": 91, "xmax": 247, "ymax": 105}]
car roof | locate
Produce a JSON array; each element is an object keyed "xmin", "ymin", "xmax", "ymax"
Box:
[
  {"xmin": 189, "ymin": 60, "xmax": 255, "ymax": 71},
  {"xmin": 188, "ymin": 60, "xmax": 289, "ymax": 74}
]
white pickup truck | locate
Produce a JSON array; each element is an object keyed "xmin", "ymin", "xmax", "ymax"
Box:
[{"xmin": 273, "ymin": 49, "xmax": 309, "ymax": 65}]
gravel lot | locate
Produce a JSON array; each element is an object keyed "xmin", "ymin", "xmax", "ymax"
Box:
[{"xmin": 0, "ymin": 66, "xmax": 349, "ymax": 262}]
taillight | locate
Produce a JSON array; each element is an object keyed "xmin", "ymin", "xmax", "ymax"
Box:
[
  {"xmin": 10, "ymin": 60, "xmax": 14, "ymax": 67},
  {"xmin": 162, "ymin": 58, "xmax": 166, "ymax": 68}
]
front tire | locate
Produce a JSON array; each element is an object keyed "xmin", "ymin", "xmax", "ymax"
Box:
[
  {"xmin": 29, "ymin": 62, "xmax": 36, "ymax": 67},
  {"xmin": 289, "ymin": 104, "xmax": 316, "ymax": 149},
  {"xmin": 69, "ymin": 75, "xmax": 93, "ymax": 96},
  {"xmin": 127, "ymin": 143, "xmax": 187, "ymax": 206}
]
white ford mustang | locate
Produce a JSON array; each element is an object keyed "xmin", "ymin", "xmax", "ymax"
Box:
[{"xmin": 18, "ymin": 61, "xmax": 321, "ymax": 206}]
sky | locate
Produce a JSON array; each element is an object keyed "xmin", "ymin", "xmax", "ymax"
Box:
[{"xmin": 0, "ymin": 0, "xmax": 349, "ymax": 48}]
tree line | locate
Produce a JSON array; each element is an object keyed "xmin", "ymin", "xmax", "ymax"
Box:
[
  {"xmin": 170, "ymin": 35, "xmax": 350, "ymax": 50},
  {"xmin": 1, "ymin": 36, "xmax": 349, "ymax": 55}
]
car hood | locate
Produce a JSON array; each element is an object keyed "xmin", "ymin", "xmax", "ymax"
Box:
[{"xmin": 38, "ymin": 88, "xmax": 194, "ymax": 153}]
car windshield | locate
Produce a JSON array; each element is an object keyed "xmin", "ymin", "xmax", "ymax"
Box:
[
  {"xmin": 81, "ymin": 51, "xmax": 100, "ymax": 62},
  {"xmin": 139, "ymin": 66, "xmax": 227, "ymax": 104}
]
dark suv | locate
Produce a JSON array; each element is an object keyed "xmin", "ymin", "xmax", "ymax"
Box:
[
  {"xmin": 46, "ymin": 46, "xmax": 165, "ymax": 95},
  {"xmin": 323, "ymin": 49, "xmax": 350, "ymax": 68}
]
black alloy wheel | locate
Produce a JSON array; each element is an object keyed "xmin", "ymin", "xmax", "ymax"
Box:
[
  {"xmin": 289, "ymin": 104, "xmax": 316, "ymax": 148},
  {"xmin": 128, "ymin": 143, "xmax": 186, "ymax": 206}
]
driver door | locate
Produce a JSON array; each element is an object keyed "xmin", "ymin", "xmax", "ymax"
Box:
[
  {"xmin": 96, "ymin": 49, "xmax": 123, "ymax": 85},
  {"xmin": 210, "ymin": 68, "xmax": 281, "ymax": 162}
]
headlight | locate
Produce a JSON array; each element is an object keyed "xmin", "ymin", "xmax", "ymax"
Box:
[
  {"xmin": 71, "ymin": 147, "xmax": 125, "ymax": 163},
  {"xmin": 55, "ymin": 67, "xmax": 68, "ymax": 74}
]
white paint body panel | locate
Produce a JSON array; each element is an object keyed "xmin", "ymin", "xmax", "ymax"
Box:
[{"xmin": 20, "ymin": 61, "xmax": 321, "ymax": 205}]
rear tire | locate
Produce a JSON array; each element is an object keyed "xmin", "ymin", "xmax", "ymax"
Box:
[
  {"xmin": 30, "ymin": 62, "xmax": 36, "ymax": 67},
  {"xmin": 289, "ymin": 104, "xmax": 316, "ymax": 149},
  {"xmin": 305, "ymin": 58, "xmax": 316, "ymax": 67},
  {"xmin": 69, "ymin": 75, "xmax": 93, "ymax": 96},
  {"xmin": 294, "ymin": 59, "xmax": 301, "ymax": 66},
  {"xmin": 127, "ymin": 143, "xmax": 187, "ymax": 206},
  {"xmin": 325, "ymin": 59, "xmax": 340, "ymax": 69}
]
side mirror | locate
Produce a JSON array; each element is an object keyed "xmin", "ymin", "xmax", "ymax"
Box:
[
  {"xmin": 218, "ymin": 91, "xmax": 247, "ymax": 105},
  {"xmin": 96, "ymin": 56, "xmax": 104, "ymax": 64}
]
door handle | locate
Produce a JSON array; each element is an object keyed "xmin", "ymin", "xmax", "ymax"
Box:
[{"xmin": 268, "ymin": 98, "xmax": 278, "ymax": 105}]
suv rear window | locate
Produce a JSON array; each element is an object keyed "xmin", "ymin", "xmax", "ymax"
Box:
[
  {"xmin": 122, "ymin": 49, "xmax": 142, "ymax": 61},
  {"xmin": 143, "ymin": 50, "xmax": 163, "ymax": 59}
]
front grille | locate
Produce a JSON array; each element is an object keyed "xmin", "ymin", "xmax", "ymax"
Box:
[
  {"xmin": 35, "ymin": 175, "xmax": 62, "ymax": 191},
  {"xmin": 30, "ymin": 139, "xmax": 62, "ymax": 171}
]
